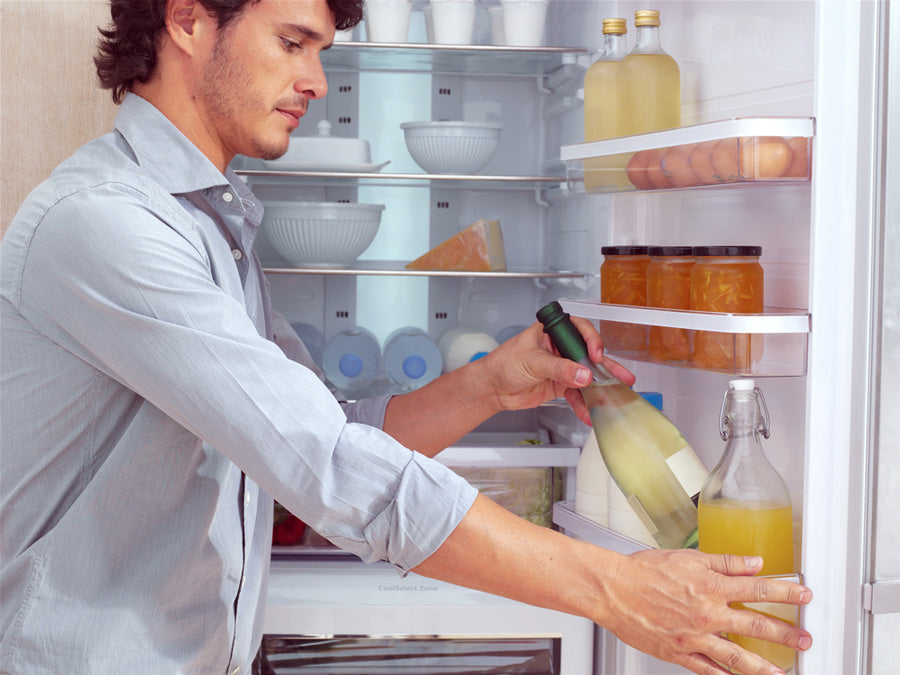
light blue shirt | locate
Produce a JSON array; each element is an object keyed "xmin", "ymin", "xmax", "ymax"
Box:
[{"xmin": 0, "ymin": 94, "xmax": 477, "ymax": 674}]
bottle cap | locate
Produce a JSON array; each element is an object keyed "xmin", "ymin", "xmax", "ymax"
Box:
[
  {"xmin": 536, "ymin": 301, "xmax": 589, "ymax": 362},
  {"xmin": 648, "ymin": 245, "xmax": 693, "ymax": 257},
  {"xmin": 402, "ymin": 355, "xmax": 427, "ymax": 379},
  {"xmin": 634, "ymin": 9, "xmax": 661, "ymax": 27},
  {"xmin": 602, "ymin": 18, "xmax": 627, "ymax": 34},
  {"xmin": 692, "ymin": 245, "xmax": 762, "ymax": 257},
  {"xmin": 730, "ymin": 379, "xmax": 755, "ymax": 390},
  {"xmin": 601, "ymin": 245, "xmax": 649, "ymax": 256}
]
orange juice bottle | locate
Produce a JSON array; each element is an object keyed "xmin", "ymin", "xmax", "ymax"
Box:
[{"xmin": 699, "ymin": 379, "xmax": 797, "ymax": 671}]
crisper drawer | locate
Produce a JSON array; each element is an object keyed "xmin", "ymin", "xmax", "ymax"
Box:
[{"xmin": 261, "ymin": 558, "xmax": 594, "ymax": 675}]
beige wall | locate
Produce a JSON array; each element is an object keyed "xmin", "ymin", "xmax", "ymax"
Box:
[{"xmin": 1, "ymin": 0, "xmax": 118, "ymax": 232}]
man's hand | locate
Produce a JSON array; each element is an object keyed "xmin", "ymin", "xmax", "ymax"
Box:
[
  {"xmin": 602, "ymin": 549, "xmax": 813, "ymax": 674},
  {"xmin": 479, "ymin": 319, "xmax": 635, "ymax": 425},
  {"xmin": 384, "ymin": 318, "xmax": 632, "ymax": 455}
]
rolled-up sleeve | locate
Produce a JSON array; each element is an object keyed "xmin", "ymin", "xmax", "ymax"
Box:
[{"xmin": 16, "ymin": 184, "xmax": 478, "ymax": 572}]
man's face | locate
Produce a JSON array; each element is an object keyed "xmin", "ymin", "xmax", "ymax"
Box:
[{"xmin": 196, "ymin": 0, "xmax": 334, "ymax": 162}]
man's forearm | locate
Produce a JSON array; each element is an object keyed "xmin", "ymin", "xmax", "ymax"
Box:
[
  {"xmin": 412, "ymin": 494, "xmax": 615, "ymax": 620},
  {"xmin": 382, "ymin": 358, "xmax": 502, "ymax": 457}
]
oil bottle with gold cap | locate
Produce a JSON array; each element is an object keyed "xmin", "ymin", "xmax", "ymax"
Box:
[
  {"xmin": 583, "ymin": 17, "xmax": 629, "ymax": 191},
  {"xmin": 618, "ymin": 9, "xmax": 681, "ymax": 135}
]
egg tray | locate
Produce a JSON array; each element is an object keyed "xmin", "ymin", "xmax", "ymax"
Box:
[{"xmin": 576, "ymin": 135, "xmax": 811, "ymax": 194}]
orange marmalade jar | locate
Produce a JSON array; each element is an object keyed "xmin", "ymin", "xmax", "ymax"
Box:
[
  {"xmin": 647, "ymin": 246, "xmax": 694, "ymax": 361},
  {"xmin": 690, "ymin": 246, "xmax": 764, "ymax": 370},
  {"xmin": 600, "ymin": 245, "xmax": 650, "ymax": 353}
]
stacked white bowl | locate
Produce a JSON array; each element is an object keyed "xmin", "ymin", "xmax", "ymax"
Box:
[
  {"xmin": 262, "ymin": 201, "xmax": 384, "ymax": 268},
  {"xmin": 400, "ymin": 121, "xmax": 502, "ymax": 174}
]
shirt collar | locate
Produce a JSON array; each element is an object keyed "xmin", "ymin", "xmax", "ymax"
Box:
[{"xmin": 114, "ymin": 93, "xmax": 231, "ymax": 195}]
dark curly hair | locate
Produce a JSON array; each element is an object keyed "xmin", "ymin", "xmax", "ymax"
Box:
[{"xmin": 95, "ymin": 0, "xmax": 363, "ymax": 104}]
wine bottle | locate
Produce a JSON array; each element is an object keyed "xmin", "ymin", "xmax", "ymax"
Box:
[{"xmin": 536, "ymin": 301, "xmax": 699, "ymax": 549}]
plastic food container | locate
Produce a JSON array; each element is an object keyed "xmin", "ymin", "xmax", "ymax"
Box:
[
  {"xmin": 690, "ymin": 245, "xmax": 764, "ymax": 369},
  {"xmin": 646, "ymin": 246, "xmax": 694, "ymax": 362},
  {"xmin": 600, "ymin": 245, "xmax": 650, "ymax": 353},
  {"xmin": 452, "ymin": 467, "xmax": 554, "ymax": 527}
]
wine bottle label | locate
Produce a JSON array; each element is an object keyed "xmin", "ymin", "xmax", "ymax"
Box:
[
  {"xmin": 665, "ymin": 446, "xmax": 708, "ymax": 500},
  {"xmin": 625, "ymin": 494, "xmax": 659, "ymax": 536}
]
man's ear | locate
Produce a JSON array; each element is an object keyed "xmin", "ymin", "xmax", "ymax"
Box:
[{"xmin": 165, "ymin": 0, "xmax": 212, "ymax": 55}]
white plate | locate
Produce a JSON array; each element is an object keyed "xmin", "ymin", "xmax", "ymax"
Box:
[{"xmin": 261, "ymin": 159, "xmax": 391, "ymax": 173}]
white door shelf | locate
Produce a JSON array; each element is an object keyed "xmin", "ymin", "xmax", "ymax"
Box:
[
  {"xmin": 559, "ymin": 299, "xmax": 811, "ymax": 377},
  {"xmin": 561, "ymin": 116, "xmax": 815, "ymax": 195},
  {"xmin": 553, "ymin": 501, "xmax": 651, "ymax": 555}
]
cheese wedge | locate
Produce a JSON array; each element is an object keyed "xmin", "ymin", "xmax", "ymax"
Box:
[{"xmin": 406, "ymin": 219, "xmax": 506, "ymax": 272}]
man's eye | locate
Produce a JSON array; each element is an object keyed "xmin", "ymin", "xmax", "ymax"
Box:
[{"xmin": 281, "ymin": 37, "xmax": 301, "ymax": 52}]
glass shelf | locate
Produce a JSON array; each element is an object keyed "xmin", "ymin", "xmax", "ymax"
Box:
[
  {"xmin": 553, "ymin": 501, "xmax": 651, "ymax": 555},
  {"xmin": 561, "ymin": 116, "xmax": 815, "ymax": 195},
  {"xmin": 238, "ymin": 169, "xmax": 566, "ymax": 190},
  {"xmin": 560, "ymin": 299, "xmax": 810, "ymax": 377},
  {"xmin": 264, "ymin": 262, "xmax": 586, "ymax": 279},
  {"xmin": 435, "ymin": 433, "xmax": 580, "ymax": 469},
  {"xmin": 321, "ymin": 42, "xmax": 589, "ymax": 76}
]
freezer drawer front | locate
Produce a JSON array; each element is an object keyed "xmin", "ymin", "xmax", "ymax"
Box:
[{"xmin": 264, "ymin": 558, "xmax": 594, "ymax": 675}]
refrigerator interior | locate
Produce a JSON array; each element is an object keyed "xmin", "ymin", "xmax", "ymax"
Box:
[{"xmin": 241, "ymin": 1, "xmax": 892, "ymax": 673}]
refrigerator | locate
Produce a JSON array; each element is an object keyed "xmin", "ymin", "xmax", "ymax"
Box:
[
  {"xmin": 241, "ymin": 1, "xmax": 899, "ymax": 673},
  {"xmin": 2, "ymin": 0, "xmax": 896, "ymax": 673}
]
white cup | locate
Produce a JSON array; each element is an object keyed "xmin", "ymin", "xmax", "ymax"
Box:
[
  {"xmin": 423, "ymin": 5, "xmax": 435, "ymax": 43},
  {"xmin": 487, "ymin": 5, "xmax": 506, "ymax": 45},
  {"xmin": 501, "ymin": 0, "xmax": 549, "ymax": 47},
  {"xmin": 430, "ymin": 0, "xmax": 477, "ymax": 45},
  {"xmin": 364, "ymin": 0, "xmax": 413, "ymax": 43}
]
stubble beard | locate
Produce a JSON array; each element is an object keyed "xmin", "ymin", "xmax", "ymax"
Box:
[{"xmin": 199, "ymin": 32, "xmax": 291, "ymax": 161}]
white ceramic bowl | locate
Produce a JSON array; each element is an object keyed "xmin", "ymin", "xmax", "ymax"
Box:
[
  {"xmin": 262, "ymin": 201, "xmax": 384, "ymax": 267},
  {"xmin": 400, "ymin": 121, "xmax": 502, "ymax": 174}
]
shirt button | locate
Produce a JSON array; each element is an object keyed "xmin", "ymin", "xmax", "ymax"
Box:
[
  {"xmin": 245, "ymin": 492, "xmax": 251, "ymax": 505},
  {"xmin": 222, "ymin": 191, "xmax": 234, "ymax": 203},
  {"xmin": 232, "ymin": 249, "xmax": 243, "ymax": 261}
]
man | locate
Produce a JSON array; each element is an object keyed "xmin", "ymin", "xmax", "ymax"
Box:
[{"xmin": 0, "ymin": 0, "xmax": 812, "ymax": 673}]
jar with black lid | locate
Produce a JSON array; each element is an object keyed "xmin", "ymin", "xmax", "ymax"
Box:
[
  {"xmin": 647, "ymin": 246, "xmax": 694, "ymax": 361},
  {"xmin": 690, "ymin": 246, "xmax": 764, "ymax": 370},
  {"xmin": 600, "ymin": 245, "xmax": 650, "ymax": 353}
]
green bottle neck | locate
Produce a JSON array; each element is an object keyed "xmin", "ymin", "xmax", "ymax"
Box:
[{"xmin": 536, "ymin": 301, "xmax": 619, "ymax": 385}]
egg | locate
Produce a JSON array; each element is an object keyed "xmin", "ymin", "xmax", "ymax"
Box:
[
  {"xmin": 688, "ymin": 140, "xmax": 720, "ymax": 184},
  {"xmin": 626, "ymin": 151, "xmax": 654, "ymax": 190},
  {"xmin": 784, "ymin": 136, "xmax": 810, "ymax": 178},
  {"xmin": 710, "ymin": 139, "xmax": 741, "ymax": 182},
  {"xmin": 645, "ymin": 148, "xmax": 674, "ymax": 189},
  {"xmin": 661, "ymin": 144, "xmax": 699, "ymax": 187},
  {"xmin": 739, "ymin": 136, "xmax": 793, "ymax": 178}
]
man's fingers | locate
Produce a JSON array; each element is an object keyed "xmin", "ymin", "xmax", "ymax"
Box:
[
  {"xmin": 707, "ymin": 553, "xmax": 764, "ymax": 577},
  {"xmin": 726, "ymin": 604, "xmax": 812, "ymax": 654}
]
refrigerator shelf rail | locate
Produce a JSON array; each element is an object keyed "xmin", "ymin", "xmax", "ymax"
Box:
[
  {"xmin": 238, "ymin": 170, "xmax": 566, "ymax": 190},
  {"xmin": 320, "ymin": 42, "xmax": 589, "ymax": 76},
  {"xmin": 560, "ymin": 300, "xmax": 810, "ymax": 377},
  {"xmin": 264, "ymin": 263, "xmax": 587, "ymax": 279},
  {"xmin": 552, "ymin": 501, "xmax": 650, "ymax": 555},
  {"xmin": 560, "ymin": 116, "xmax": 815, "ymax": 195}
]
